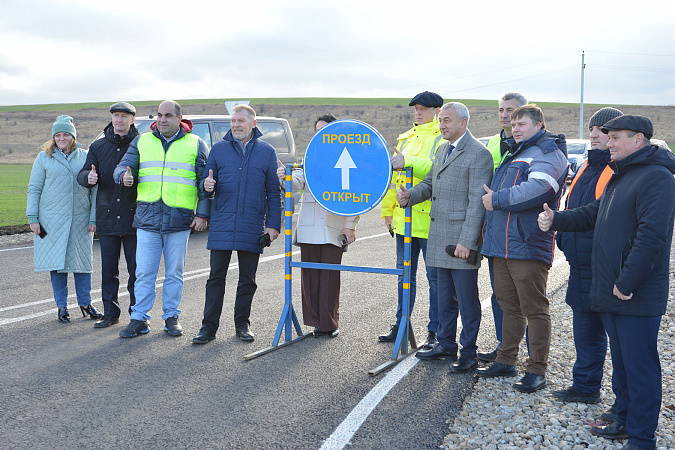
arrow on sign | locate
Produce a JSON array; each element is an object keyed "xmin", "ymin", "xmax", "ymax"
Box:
[{"xmin": 334, "ymin": 147, "xmax": 357, "ymax": 190}]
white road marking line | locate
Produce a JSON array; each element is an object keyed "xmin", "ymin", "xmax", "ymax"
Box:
[
  {"xmin": 319, "ymin": 355, "xmax": 420, "ymax": 450},
  {"xmin": 0, "ymin": 245, "xmax": 34, "ymax": 253}
]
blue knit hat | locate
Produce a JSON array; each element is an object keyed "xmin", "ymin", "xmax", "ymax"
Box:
[{"xmin": 52, "ymin": 115, "xmax": 76, "ymax": 139}]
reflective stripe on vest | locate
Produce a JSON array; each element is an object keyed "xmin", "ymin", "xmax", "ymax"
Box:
[
  {"xmin": 566, "ymin": 163, "xmax": 613, "ymax": 207},
  {"xmin": 136, "ymin": 132, "xmax": 200, "ymax": 210},
  {"xmin": 389, "ymin": 134, "xmax": 443, "ymax": 189}
]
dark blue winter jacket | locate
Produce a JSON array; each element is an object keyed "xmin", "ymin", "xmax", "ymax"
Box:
[
  {"xmin": 482, "ymin": 129, "xmax": 568, "ymax": 265},
  {"xmin": 556, "ymin": 149, "xmax": 611, "ymax": 311},
  {"xmin": 204, "ymin": 128, "xmax": 281, "ymax": 254},
  {"xmin": 552, "ymin": 144, "xmax": 675, "ymax": 316}
]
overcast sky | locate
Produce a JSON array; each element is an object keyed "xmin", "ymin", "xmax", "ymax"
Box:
[{"xmin": 2, "ymin": 0, "xmax": 674, "ymax": 107}]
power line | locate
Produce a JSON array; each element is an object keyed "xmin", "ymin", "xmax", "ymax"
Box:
[{"xmin": 440, "ymin": 66, "xmax": 578, "ymax": 96}]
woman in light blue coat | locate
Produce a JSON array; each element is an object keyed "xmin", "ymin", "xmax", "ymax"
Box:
[{"xmin": 26, "ymin": 115, "xmax": 102, "ymax": 323}]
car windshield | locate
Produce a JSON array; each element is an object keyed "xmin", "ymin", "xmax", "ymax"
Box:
[{"xmin": 567, "ymin": 143, "xmax": 587, "ymax": 155}]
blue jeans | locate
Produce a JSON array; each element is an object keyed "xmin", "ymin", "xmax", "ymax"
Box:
[
  {"xmin": 131, "ymin": 229, "xmax": 191, "ymax": 322},
  {"xmin": 394, "ymin": 233, "xmax": 438, "ymax": 332},
  {"xmin": 50, "ymin": 271, "xmax": 92, "ymax": 308}
]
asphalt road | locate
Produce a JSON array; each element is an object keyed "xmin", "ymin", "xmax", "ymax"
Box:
[{"xmin": 0, "ymin": 209, "xmax": 570, "ymax": 449}]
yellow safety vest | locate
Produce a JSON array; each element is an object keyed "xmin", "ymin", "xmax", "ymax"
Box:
[
  {"xmin": 136, "ymin": 132, "xmax": 199, "ymax": 210},
  {"xmin": 487, "ymin": 134, "xmax": 508, "ymax": 171}
]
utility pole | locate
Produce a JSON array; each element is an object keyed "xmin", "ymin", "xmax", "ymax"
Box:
[{"xmin": 580, "ymin": 51, "xmax": 585, "ymax": 139}]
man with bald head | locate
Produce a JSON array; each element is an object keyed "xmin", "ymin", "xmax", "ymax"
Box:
[{"xmin": 114, "ymin": 100, "xmax": 211, "ymax": 338}]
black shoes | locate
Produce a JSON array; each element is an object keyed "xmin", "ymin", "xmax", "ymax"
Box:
[
  {"xmin": 119, "ymin": 319, "xmax": 150, "ymax": 338},
  {"xmin": 590, "ymin": 421, "xmax": 629, "ymax": 440},
  {"xmin": 57, "ymin": 307, "xmax": 70, "ymax": 323},
  {"xmin": 235, "ymin": 324, "xmax": 255, "ymax": 342},
  {"xmin": 327, "ymin": 328, "xmax": 339, "ymax": 338},
  {"xmin": 164, "ymin": 316, "xmax": 183, "ymax": 337},
  {"xmin": 449, "ymin": 355, "xmax": 478, "ymax": 373},
  {"xmin": 477, "ymin": 346, "xmax": 499, "ymax": 362},
  {"xmin": 94, "ymin": 316, "xmax": 120, "ymax": 328},
  {"xmin": 415, "ymin": 344, "xmax": 457, "ymax": 361},
  {"xmin": 422, "ymin": 331, "xmax": 438, "ymax": 350},
  {"xmin": 80, "ymin": 304, "xmax": 103, "ymax": 320},
  {"xmin": 313, "ymin": 327, "xmax": 325, "ymax": 337},
  {"xmin": 513, "ymin": 372, "xmax": 547, "ymax": 393},
  {"xmin": 552, "ymin": 385, "xmax": 601, "ymax": 404},
  {"xmin": 475, "ymin": 362, "xmax": 518, "ymax": 378},
  {"xmin": 192, "ymin": 327, "xmax": 216, "ymax": 344},
  {"xmin": 378, "ymin": 325, "xmax": 398, "ymax": 342},
  {"xmin": 601, "ymin": 402, "xmax": 618, "ymax": 422}
]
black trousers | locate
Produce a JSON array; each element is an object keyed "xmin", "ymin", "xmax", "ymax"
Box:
[
  {"xmin": 202, "ymin": 249, "xmax": 260, "ymax": 332},
  {"xmin": 99, "ymin": 234, "xmax": 137, "ymax": 318}
]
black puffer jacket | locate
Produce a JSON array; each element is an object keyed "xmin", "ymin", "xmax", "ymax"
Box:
[
  {"xmin": 552, "ymin": 144, "xmax": 675, "ymax": 316},
  {"xmin": 77, "ymin": 123, "xmax": 139, "ymax": 235}
]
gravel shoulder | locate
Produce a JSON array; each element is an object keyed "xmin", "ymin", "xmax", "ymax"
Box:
[{"xmin": 442, "ymin": 242, "xmax": 675, "ymax": 450}]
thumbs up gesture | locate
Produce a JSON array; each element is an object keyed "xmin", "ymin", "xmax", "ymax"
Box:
[
  {"xmin": 122, "ymin": 166, "xmax": 134, "ymax": 186},
  {"xmin": 538, "ymin": 203, "xmax": 555, "ymax": 232},
  {"xmin": 391, "ymin": 148, "xmax": 405, "ymax": 169},
  {"xmin": 204, "ymin": 169, "xmax": 215, "ymax": 192},
  {"xmin": 276, "ymin": 159, "xmax": 286, "ymax": 180},
  {"xmin": 482, "ymin": 184, "xmax": 494, "ymax": 211},
  {"xmin": 396, "ymin": 183, "xmax": 410, "ymax": 207},
  {"xmin": 87, "ymin": 164, "xmax": 98, "ymax": 186}
]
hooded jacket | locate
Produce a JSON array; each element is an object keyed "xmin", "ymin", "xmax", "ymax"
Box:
[
  {"xmin": 481, "ymin": 129, "xmax": 568, "ymax": 264},
  {"xmin": 113, "ymin": 119, "xmax": 211, "ymax": 233},
  {"xmin": 203, "ymin": 127, "xmax": 281, "ymax": 254},
  {"xmin": 552, "ymin": 144, "xmax": 675, "ymax": 316},
  {"xmin": 77, "ymin": 123, "xmax": 139, "ymax": 235},
  {"xmin": 555, "ymin": 148, "xmax": 611, "ymax": 311}
]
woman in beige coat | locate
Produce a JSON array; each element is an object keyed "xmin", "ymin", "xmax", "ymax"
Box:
[{"xmin": 277, "ymin": 115, "xmax": 358, "ymax": 337}]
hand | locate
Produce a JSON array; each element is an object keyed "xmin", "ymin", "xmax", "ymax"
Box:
[
  {"xmin": 397, "ymin": 184, "xmax": 410, "ymax": 207},
  {"xmin": 277, "ymin": 159, "xmax": 286, "ymax": 180},
  {"xmin": 341, "ymin": 228, "xmax": 356, "ymax": 245},
  {"xmin": 538, "ymin": 203, "xmax": 555, "ymax": 232},
  {"xmin": 391, "ymin": 148, "xmax": 405, "ymax": 170},
  {"xmin": 266, "ymin": 227, "xmax": 279, "ymax": 242},
  {"xmin": 454, "ymin": 243, "xmax": 470, "ymax": 259},
  {"xmin": 482, "ymin": 184, "xmax": 494, "ymax": 211},
  {"xmin": 87, "ymin": 164, "xmax": 98, "ymax": 186},
  {"xmin": 89, "ymin": 224, "xmax": 96, "ymax": 233},
  {"xmin": 191, "ymin": 217, "xmax": 208, "ymax": 231},
  {"xmin": 613, "ymin": 285, "xmax": 633, "ymax": 301},
  {"xmin": 123, "ymin": 166, "xmax": 134, "ymax": 187},
  {"xmin": 29, "ymin": 223, "xmax": 41, "ymax": 236},
  {"xmin": 384, "ymin": 216, "xmax": 393, "ymax": 228},
  {"xmin": 204, "ymin": 169, "xmax": 215, "ymax": 192}
]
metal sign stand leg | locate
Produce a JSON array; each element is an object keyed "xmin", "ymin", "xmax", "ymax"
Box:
[
  {"xmin": 368, "ymin": 168, "xmax": 417, "ymax": 375},
  {"xmin": 245, "ymin": 165, "xmax": 310, "ymax": 360}
]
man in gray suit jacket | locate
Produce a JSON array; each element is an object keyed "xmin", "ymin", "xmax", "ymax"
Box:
[{"xmin": 398, "ymin": 102, "xmax": 494, "ymax": 373}]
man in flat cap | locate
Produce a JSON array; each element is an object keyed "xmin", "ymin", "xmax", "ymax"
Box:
[
  {"xmin": 78, "ymin": 102, "xmax": 140, "ymax": 328},
  {"xmin": 378, "ymin": 91, "xmax": 446, "ymax": 349},
  {"xmin": 539, "ymin": 115, "xmax": 675, "ymax": 449}
]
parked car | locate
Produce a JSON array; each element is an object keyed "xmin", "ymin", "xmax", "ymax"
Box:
[
  {"xmin": 478, "ymin": 136, "xmax": 492, "ymax": 147},
  {"xmin": 565, "ymin": 139, "xmax": 591, "ymax": 182},
  {"xmin": 95, "ymin": 114, "xmax": 298, "ymax": 166}
]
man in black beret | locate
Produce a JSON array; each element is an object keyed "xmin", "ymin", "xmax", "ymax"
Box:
[
  {"xmin": 77, "ymin": 102, "xmax": 139, "ymax": 328},
  {"xmin": 378, "ymin": 91, "xmax": 445, "ymax": 351},
  {"xmin": 539, "ymin": 115, "xmax": 675, "ymax": 449}
]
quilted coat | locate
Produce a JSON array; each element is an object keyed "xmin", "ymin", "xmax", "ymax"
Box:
[{"xmin": 27, "ymin": 148, "xmax": 97, "ymax": 272}]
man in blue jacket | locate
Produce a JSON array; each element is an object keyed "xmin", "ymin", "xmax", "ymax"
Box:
[
  {"xmin": 551, "ymin": 107, "xmax": 622, "ymax": 407},
  {"xmin": 192, "ymin": 105, "xmax": 281, "ymax": 343},
  {"xmin": 476, "ymin": 105, "xmax": 568, "ymax": 393},
  {"xmin": 539, "ymin": 115, "xmax": 675, "ymax": 450},
  {"xmin": 114, "ymin": 100, "xmax": 210, "ymax": 338}
]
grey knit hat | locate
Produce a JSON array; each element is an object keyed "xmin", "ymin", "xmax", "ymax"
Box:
[
  {"xmin": 589, "ymin": 107, "xmax": 623, "ymax": 130},
  {"xmin": 52, "ymin": 115, "xmax": 76, "ymax": 139}
]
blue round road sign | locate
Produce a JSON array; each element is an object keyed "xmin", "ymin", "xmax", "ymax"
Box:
[{"xmin": 303, "ymin": 120, "xmax": 391, "ymax": 216}]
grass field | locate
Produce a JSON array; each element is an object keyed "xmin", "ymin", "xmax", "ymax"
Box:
[
  {"xmin": 0, "ymin": 165, "xmax": 31, "ymax": 227},
  {"xmin": 0, "ymin": 97, "xmax": 609, "ymax": 112}
]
